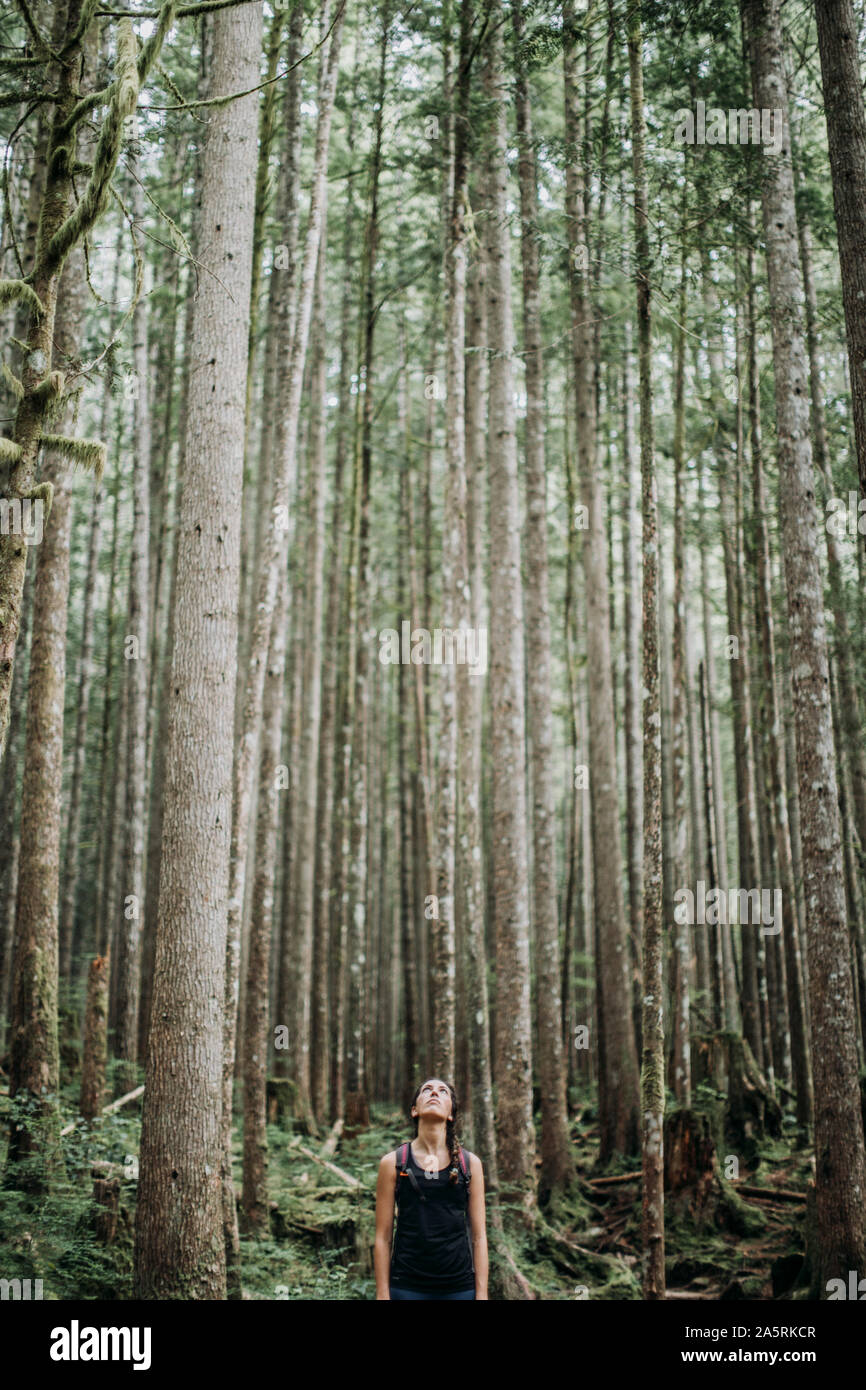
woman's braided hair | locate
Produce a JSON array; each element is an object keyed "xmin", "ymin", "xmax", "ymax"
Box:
[{"xmin": 410, "ymin": 1079, "xmax": 463, "ymax": 1184}]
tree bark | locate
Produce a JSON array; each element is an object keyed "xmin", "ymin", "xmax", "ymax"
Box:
[
  {"xmin": 133, "ymin": 0, "xmax": 262, "ymax": 1300},
  {"xmin": 512, "ymin": 0, "xmax": 573, "ymax": 1199},
  {"xmin": 628, "ymin": 0, "xmax": 665, "ymax": 1298},
  {"xmin": 742, "ymin": 0, "xmax": 866, "ymax": 1290},
  {"xmin": 564, "ymin": 0, "xmax": 639, "ymax": 1160},
  {"xmin": 484, "ymin": 9, "xmax": 535, "ymax": 1188},
  {"xmin": 814, "ymin": 0, "xmax": 866, "ymax": 529}
]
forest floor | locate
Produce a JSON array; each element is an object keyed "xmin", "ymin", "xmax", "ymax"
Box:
[{"xmin": 0, "ymin": 1060, "xmax": 812, "ymax": 1301}]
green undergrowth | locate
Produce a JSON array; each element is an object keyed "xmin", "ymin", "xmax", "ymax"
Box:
[{"xmin": 0, "ymin": 1086, "xmax": 809, "ymax": 1300}]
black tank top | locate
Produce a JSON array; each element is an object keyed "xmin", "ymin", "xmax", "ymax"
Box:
[{"xmin": 390, "ymin": 1145, "xmax": 476, "ymax": 1293}]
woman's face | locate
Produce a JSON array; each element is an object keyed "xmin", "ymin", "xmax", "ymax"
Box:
[{"xmin": 412, "ymin": 1078, "xmax": 453, "ymax": 1122}]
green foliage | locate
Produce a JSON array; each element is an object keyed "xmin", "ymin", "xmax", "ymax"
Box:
[
  {"xmin": 39, "ymin": 434, "xmax": 107, "ymax": 479},
  {"xmin": 0, "ymin": 435, "xmax": 23, "ymax": 465},
  {"xmin": 0, "ymin": 279, "xmax": 44, "ymax": 315}
]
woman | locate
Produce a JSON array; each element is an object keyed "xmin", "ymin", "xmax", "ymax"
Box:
[{"xmin": 374, "ymin": 1078, "xmax": 488, "ymax": 1300}]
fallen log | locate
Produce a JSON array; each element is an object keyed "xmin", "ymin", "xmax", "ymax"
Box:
[
  {"xmin": 290, "ymin": 1139, "xmax": 361, "ymax": 1188},
  {"xmin": 60, "ymin": 1083, "xmax": 144, "ymax": 1136},
  {"xmin": 319, "ymin": 1117, "xmax": 343, "ymax": 1159},
  {"xmin": 737, "ymin": 1184, "xmax": 806, "ymax": 1204},
  {"xmin": 589, "ymin": 1172, "xmax": 641, "ymax": 1188}
]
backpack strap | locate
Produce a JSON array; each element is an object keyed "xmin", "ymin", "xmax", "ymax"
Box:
[
  {"xmin": 458, "ymin": 1148, "xmax": 470, "ymax": 1184},
  {"xmin": 395, "ymin": 1143, "xmax": 426, "ymax": 1204}
]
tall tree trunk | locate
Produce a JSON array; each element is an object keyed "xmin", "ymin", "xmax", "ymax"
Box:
[
  {"xmin": 345, "ymin": 1, "xmax": 388, "ymax": 1131},
  {"xmin": 484, "ymin": 9, "xmax": 535, "ymax": 1188},
  {"xmin": 512, "ymin": 0, "xmax": 572, "ymax": 1198},
  {"xmin": 745, "ymin": 233, "xmax": 812, "ymax": 1126},
  {"xmin": 223, "ymin": 0, "xmax": 343, "ymax": 1274},
  {"xmin": 670, "ymin": 239, "xmax": 691, "ymax": 1106},
  {"xmin": 133, "ymin": 0, "xmax": 262, "ymax": 1300},
  {"xmin": 628, "ymin": 0, "xmax": 664, "ymax": 1298},
  {"xmin": 289, "ymin": 214, "xmax": 330, "ymax": 1118},
  {"xmin": 564, "ymin": 0, "xmax": 639, "ymax": 1160},
  {"xmin": 7, "ymin": 246, "xmax": 84, "ymax": 1183},
  {"xmin": 461, "ymin": 214, "xmax": 497, "ymax": 1181},
  {"xmin": 115, "ymin": 168, "xmax": 151, "ymax": 1089},
  {"xmin": 742, "ymin": 0, "xmax": 866, "ymax": 1290},
  {"xmin": 814, "ymin": 0, "xmax": 866, "ymax": 525},
  {"xmin": 312, "ymin": 92, "xmax": 358, "ymax": 1120}
]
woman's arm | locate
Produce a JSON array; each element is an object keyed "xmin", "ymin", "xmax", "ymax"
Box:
[
  {"xmin": 374, "ymin": 1152, "xmax": 396, "ymax": 1300},
  {"xmin": 468, "ymin": 1153, "xmax": 488, "ymax": 1300}
]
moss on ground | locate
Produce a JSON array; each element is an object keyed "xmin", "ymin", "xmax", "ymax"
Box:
[{"xmin": 0, "ymin": 1089, "xmax": 811, "ymax": 1300}]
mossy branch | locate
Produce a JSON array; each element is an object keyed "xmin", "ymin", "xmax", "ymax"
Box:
[
  {"xmin": 32, "ymin": 371, "xmax": 65, "ymax": 408},
  {"xmin": 61, "ymin": 2, "xmax": 177, "ymax": 135},
  {"xmin": 39, "ymin": 434, "xmax": 106, "ymax": 480},
  {"xmin": 137, "ymin": 2, "xmax": 181, "ymax": 85},
  {"xmin": 0, "ymin": 91, "xmax": 53, "ymax": 110},
  {"xmin": 60, "ymin": 0, "xmax": 102, "ymax": 59},
  {"xmin": 40, "ymin": 19, "xmax": 140, "ymax": 282},
  {"xmin": 0, "ymin": 56, "xmax": 45, "ymax": 70},
  {"xmin": 15, "ymin": 0, "xmax": 59, "ymax": 60},
  {"xmin": 0, "ymin": 279, "xmax": 46, "ymax": 315},
  {"xmin": 2, "ymin": 364, "xmax": 24, "ymax": 402},
  {"xmin": 26, "ymin": 480, "xmax": 54, "ymax": 519},
  {"xmin": 0, "ymin": 437, "xmax": 24, "ymax": 466},
  {"xmin": 97, "ymin": 1, "xmax": 249, "ymax": 18}
]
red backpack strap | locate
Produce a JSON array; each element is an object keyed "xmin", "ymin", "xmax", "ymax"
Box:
[{"xmin": 458, "ymin": 1148, "xmax": 470, "ymax": 1182}]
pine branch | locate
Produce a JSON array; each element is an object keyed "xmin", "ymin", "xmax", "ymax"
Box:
[
  {"xmin": 96, "ymin": 1, "xmax": 258, "ymax": 17},
  {"xmin": 15, "ymin": 0, "xmax": 58, "ymax": 60},
  {"xmin": 2, "ymin": 364, "xmax": 24, "ymax": 402},
  {"xmin": 39, "ymin": 433, "xmax": 106, "ymax": 479},
  {"xmin": 136, "ymin": 1, "xmax": 181, "ymax": 85},
  {"xmin": 31, "ymin": 370, "xmax": 65, "ymax": 408},
  {"xmin": 26, "ymin": 479, "xmax": 53, "ymax": 517},
  {"xmin": 0, "ymin": 90, "xmax": 53, "ymax": 109},
  {"xmin": 0, "ymin": 55, "xmax": 45, "ymax": 69},
  {"xmin": 0, "ymin": 436, "xmax": 23, "ymax": 465},
  {"xmin": 60, "ymin": 0, "xmax": 102, "ymax": 59},
  {"xmin": 0, "ymin": 278, "xmax": 46, "ymax": 315}
]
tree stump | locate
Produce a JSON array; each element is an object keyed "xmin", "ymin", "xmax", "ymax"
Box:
[
  {"xmin": 691, "ymin": 1032, "xmax": 729, "ymax": 1090},
  {"xmin": 91, "ymin": 1174, "xmax": 120, "ymax": 1245},
  {"xmin": 663, "ymin": 1107, "xmax": 766, "ymax": 1236},
  {"xmin": 266, "ymin": 1077, "xmax": 297, "ymax": 1129},
  {"xmin": 664, "ymin": 1109, "xmax": 717, "ymax": 1228},
  {"xmin": 725, "ymin": 1034, "xmax": 782, "ymax": 1153},
  {"xmin": 343, "ymin": 1090, "xmax": 370, "ymax": 1138}
]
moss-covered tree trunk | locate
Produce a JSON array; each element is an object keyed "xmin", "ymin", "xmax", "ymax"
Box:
[{"xmin": 8, "ymin": 240, "xmax": 85, "ymax": 1182}]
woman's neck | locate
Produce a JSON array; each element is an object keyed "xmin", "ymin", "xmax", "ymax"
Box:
[{"xmin": 413, "ymin": 1118, "xmax": 447, "ymax": 1156}]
